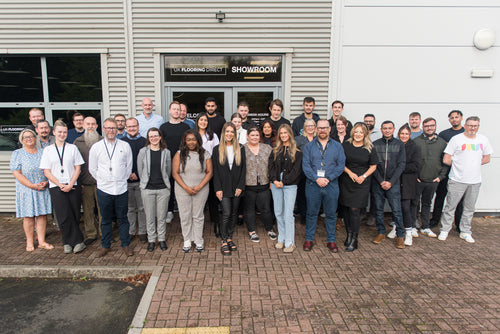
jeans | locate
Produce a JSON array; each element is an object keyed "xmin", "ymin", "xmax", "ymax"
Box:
[
  {"xmin": 371, "ymin": 182, "xmax": 404, "ymax": 238},
  {"xmin": 417, "ymin": 182, "xmax": 438, "ymax": 229},
  {"xmin": 305, "ymin": 180, "xmax": 338, "ymax": 243},
  {"xmin": 141, "ymin": 188, "xmax": 170, "ymax": 242},
  {"xmin": 244, "ymin": 185, "xmax": 274, "ymax": 233},
  {"xmin": 271, "ymin": 184, "xmax": 297, "ymax": 247},
  {"xmin": 220, "ymin": 196, "xmax": 241, "ymax": 241},
  {"xmin": 440, "ymin": 180, "xmax": 480, "ymax": 235},
  {"xmin": 97, "ymin": 189, "xmax": 130, "ymax": 248}
]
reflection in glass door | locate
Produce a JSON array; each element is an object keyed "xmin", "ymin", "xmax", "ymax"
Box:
[
  {"xmin": 171, "ymin": 88, "xmax": 231, "ymax": 121},
  {"xmin": 236, "ymin": 91, "xmax": 275, "ymax": 126}
]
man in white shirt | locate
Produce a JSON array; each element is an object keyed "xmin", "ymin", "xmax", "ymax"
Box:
[
  {"xmin": 135, "ymin": 97, "xmax": 164, "ymax": 138},
  {"xmin": 89, "ymin": 117, "xmax": 134, "ymax": 257},
  {"xmin": 438, "ymin": 116, "xmax": 492, "ymax": 243}
]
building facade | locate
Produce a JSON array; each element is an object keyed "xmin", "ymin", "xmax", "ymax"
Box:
[{"xmin": 0, "ymin": 0, "xmax": 498, "ymax": 211}]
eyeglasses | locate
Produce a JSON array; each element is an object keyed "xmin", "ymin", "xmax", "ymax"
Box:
[
  {"xmin": 423, "ymin": 124, "xmax": 436, "ymax": 128},
  {"xmin": 317, "ymin": 127, "xmax": 329, "ymax": 131},
  {"xmin": 465, "ymin": 124, "xmax": 479, "ymax": 128},
  {"xmin": 23, "ymin": 135, "xmax": 35, "ymax": 140},
  {"xmin": 103, "ymin": 127, "xmax": 117, "ymax": 130}
]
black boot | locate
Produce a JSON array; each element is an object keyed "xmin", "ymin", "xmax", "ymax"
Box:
[
  {"xmin": 214, "ymin": 221, "xmax": 221, "ymax": 238},
  {"xmin": 344, "ymin": 232, "xmax": 352, "ymax": 247},
  {"xmin": 345, "ymin": 233, "xmax": 358, "ymax": 252}
]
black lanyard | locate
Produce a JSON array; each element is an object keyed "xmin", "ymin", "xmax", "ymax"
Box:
[
  {"xmin": 316, "ymin": 140, "xmax": 329, "ymax": 168},
  {"xmin": 55, "ymin": 142, "xmax": 66, "ymax": 174},
  {"xmin": 104, "ymin": 140, "xmax": 117, "ymax": 171}
]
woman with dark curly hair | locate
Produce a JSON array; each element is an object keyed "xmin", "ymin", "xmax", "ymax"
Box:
[
  {"xmin": 137, "ymin": 127, "xmax": 171, "ymax": 252},
  {"xmin": 260, "ymin": 120, "xmax": 277, "ymax": 147},
  {"xmin": 172, "ymin": 129, "xmax": 213, "ymax": 253}
]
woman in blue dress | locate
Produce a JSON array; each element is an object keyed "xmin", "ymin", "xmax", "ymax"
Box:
[{"xmin": 10, "ymin": 129, "xmax": 53, "ymax": 252}]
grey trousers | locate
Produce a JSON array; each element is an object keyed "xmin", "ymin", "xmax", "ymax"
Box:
[
  {"xmin": 141, "ymin": 188, "xmax": 170, "ymax": 242},
  {"xmin": 440, "ymin": 180, "xmax": 480, "ymax": 235},
  {"xmin": 175, "ymin": 183, "xmax": 209, "ymax": 247},
  {"xmin": 128, "ymin": 182, "xmax": 146, "ymax": 236}
]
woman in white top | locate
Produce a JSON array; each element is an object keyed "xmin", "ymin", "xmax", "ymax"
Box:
[
  {"xmin": 40, "ymin": 120, "xmax": 86, "ymax": 254},
  {"xmin": 231, "ymin": 113, "xmax": 247, "ymax": 145}
]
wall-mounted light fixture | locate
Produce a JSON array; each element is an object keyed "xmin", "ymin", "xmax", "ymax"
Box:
[{"xmin": 216, "ymin": 11, "xmax": 226, "ymax": 23}]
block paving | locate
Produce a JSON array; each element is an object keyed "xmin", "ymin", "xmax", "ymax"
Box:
[{"xmin": 0, "ymin": 214, "xmax": 499, "ymax": 333}]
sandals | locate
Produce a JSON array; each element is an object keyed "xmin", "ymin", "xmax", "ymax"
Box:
[
  {"xmin": 221, "ymin": 242, "xmax": 231, "ymax": 256},
  {"xmin": 227, "ymin": 240, "xmax": 237, "ymax": 252}
]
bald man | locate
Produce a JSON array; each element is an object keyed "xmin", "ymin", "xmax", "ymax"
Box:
[{"xmin": 135, "ymin": 97, "xmax": 164, "ymax": 138}]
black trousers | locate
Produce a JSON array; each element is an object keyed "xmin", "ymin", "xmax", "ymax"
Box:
[
  {"xmin": 244, "ymin": 185, "xmax": 273, "ymax": 233},
  {"xmin": 207, "ymin": 180, "xmax": 220, "ymax": 224},
  {"xmin": 342, "ymin": 206, "xmax": 361, "ymax": 234},
  {"xmin": 49, "ymin": 184, "xmax": 84, "ymax": 247},
  {"xmin": 220, "ymin": 196, "xmax": 241, "ymax": 241},
  {"xmin": 431, "ymin": 176, "xmax": 463, "ymax": 226},
  {"xmin": 401, "ymin": 199, "xmax": 417, "ymax": 229}
]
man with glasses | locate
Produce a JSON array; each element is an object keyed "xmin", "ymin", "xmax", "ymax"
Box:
[
  {"xmin": 66, "ymin": 113, "xmax": 85, "ymax": 143},
  {"xmin": 114, "ymin": 114, "xmax": 127, "ymax": 139},
  {"xmin": 438, "ymin": 116, "xmax": 492, "ymax": 243},
  {"xmin": 302, "ymin": 119, "xmax": 345, "ymax": 252},
  {"xmin": 430, "ymin": 110, "xmax": 465, "ymax": 229},
  {"xmin": 363, "ymin": 114, "xmax": 382, "ymax": 142},
  {"xmin": 136, "ymin": 97, "xmax": 164, "ymax": 138},
  {"xmin": 413, "ymin": 118, "xmax": 448, "ymax": 239},
  {"xmin": 89, "ymin": 118, "xmax": 134, "ymax": 257},
  {"xmin": 122, "ymin": 117, "xmax": 147, "ymax": 242}
]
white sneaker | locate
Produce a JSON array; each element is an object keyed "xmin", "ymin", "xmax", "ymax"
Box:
[
  {"xmin": 420, "ymin": 228, "xmax": 437, "ymax": 238},
  {"xmin": 166, "ymin": 211, "xmax": 174, "ymax": 223},
  {"xmin": 387, "ymin": 225, "xmax": 397, "ymax": 239},
  {"xmin": 460, "ymin": 233, "xmax": 475, "ymax": 243},
  {"xmin": 411, "ymin": 228, "xmax": 419, "ymax": 238},
  {"xmin": 389, "ymin": 221, "xmax": 395, "ymax": 227},
  {"xmin": 438, "ymin": 231, "xmax": 448, "ymax": 241},
  {"xmin": 404, "ymin": 231, "xmax": 413, "ymax": 246}
]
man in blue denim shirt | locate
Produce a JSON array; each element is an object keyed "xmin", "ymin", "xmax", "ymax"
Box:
[{"xmin": 302, "ymin": 119, "xmax": 345, "ymax": 252}]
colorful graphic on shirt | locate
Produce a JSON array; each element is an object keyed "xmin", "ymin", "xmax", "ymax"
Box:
[{"xmin": 461, "ymin": 143, "xmax": 483, "ymax": 151}]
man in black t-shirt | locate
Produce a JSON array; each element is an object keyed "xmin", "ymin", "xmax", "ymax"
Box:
[
  {"xmin": 204, "ymin": 97, "xmax": 226, "ymax": 138},
  {"xmin": 264, "ymin": 98, "xmax": 290, "ymax": 130},
  {"xmin": 160, "ymin": 101, "xmax": 190, "ymax": 222},
  {"xmin": 237, "ymin": 101, "xmax": 257, "ymax": 130}
]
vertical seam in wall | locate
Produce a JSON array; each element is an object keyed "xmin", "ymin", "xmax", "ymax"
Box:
[
  {"xmin": 328, "ymin": 0, "xmax": 344, "ymax": 118},
  {"xmin": 123, "ymin": 0, "xmax": 136, "ymax": 116}
]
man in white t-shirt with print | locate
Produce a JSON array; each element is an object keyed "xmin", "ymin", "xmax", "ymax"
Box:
[{"xmin": 438, "ymin": 116, "xmax": 492, "ymax": 243}]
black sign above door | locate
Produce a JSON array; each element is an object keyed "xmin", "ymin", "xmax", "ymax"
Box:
[{"xmin": 164, "ymin": 55, "xmax": 282, "ymax": 82}]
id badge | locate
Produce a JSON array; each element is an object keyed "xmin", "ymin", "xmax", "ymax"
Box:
[{"xmin": 317, "ymin": 169, "xmax": 325, "ymax": 177}]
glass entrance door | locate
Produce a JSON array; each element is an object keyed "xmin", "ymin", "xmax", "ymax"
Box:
[
  {"xmin": 234, "ymin": 88, "xmax": 278, "ymax": 126},
  {"xmin": 169, "ymin": 88, "xmax": 232, "ymax": 121}
]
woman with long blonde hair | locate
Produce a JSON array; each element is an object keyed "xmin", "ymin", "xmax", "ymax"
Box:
[
  {"xmin": 269, "ymin": 124, "xmax": 302, "ymax": 253},
  {"xmin": 212, "ymin": 122, "xmax": 246, "ymax": 256}
]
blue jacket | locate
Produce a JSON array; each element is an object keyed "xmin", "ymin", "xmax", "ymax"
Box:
[
  {"xmin": 302, "ymin": 137, "xmax": 345, "ymax": 182},
  {"xmin": 372, "ymin": 136, "xmax": 406, "ymax": 185}
]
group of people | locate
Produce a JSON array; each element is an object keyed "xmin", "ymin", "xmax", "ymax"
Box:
[{"xmin": 11, "ymin": 97, "xmax": 492, "ymax": 256}]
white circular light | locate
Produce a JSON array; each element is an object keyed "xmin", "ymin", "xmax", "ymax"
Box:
[{"xmin": 473, "ymin": 28, "xmax": 496, "ymax": 50}]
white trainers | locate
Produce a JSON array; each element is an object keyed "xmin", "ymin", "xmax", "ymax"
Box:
[
  {"xmin": 387, "ymin": 225, "xmax": 397, "ymax": 239},
  {"xmin": 411, "ymin": 228, "xmax": 419, "ymax": 238},
  {"xmin": 404, "ymin": 231, "xmax": 413, "ymax": 246},
  {"xmin": 437, "ymin": 231, "xmax": 448, "ymax": 241},
  {"xmin": 459, "ymin": 233, "xmax": 475, "ymax": 243},
  {"xmin": 420, "ymin": 228, "xmax": 437, "ymax": 238},
  {"xmin": 166, "ymin": 211, "xmax": 174, "ymax": 223}
]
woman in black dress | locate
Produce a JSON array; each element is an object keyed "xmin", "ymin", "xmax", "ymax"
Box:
[{"xmin": 339, "ymin": 123, "xmax": 378, "ymax": 251}]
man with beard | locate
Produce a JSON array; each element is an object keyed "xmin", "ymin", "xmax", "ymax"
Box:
[
  {"xmin": 237, "ymin": 101, "xmax": 257, "ymax": 130},
  {"xmin": 364, "ymin": 114, "xmax": 382, "ymax": 142},
  {"xmin": 121, "ymin": 117, "xmax": 147, "ymax": 241},
  {"xmin": 115, "ymin": 114, "xmax": 127, "ymax": 139},
  {"xmin": 204, "ymin": 97, "xmax": 226, "ymax": 138},
  {"xmin": 328, "ymin": 100, "xmax": 352, "ymax": 139},
  {"xmin": 35, "ymin": 120, "xmax": 54, "ymax": 149},
  {"xmin": 66, "ymin": 112, "xmax": 85, "ymax": 143},
  {"xmin": 136, "ymin": 98, "xmax": 164, "ymax": 138},
  {"xmin": 180, "ymin": 103, "xmax": 195, "ymax": 129},
  {"xmin": 292, "ymin": 97, "xmax": 320, "ymax": 137},
  {"xmin": 89, "ymin": 118, "xmax": 134, "ymax": 257},
  {"xmin": 74, "ymin": 117, "xmax": 102, "ymax": 245},
  {"xmin": 409, "ymin": 112, "xmax": 423, "ymax": 139}
]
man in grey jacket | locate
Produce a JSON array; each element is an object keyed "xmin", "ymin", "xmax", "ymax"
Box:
[{"xmin": 413, "ymin": 117, "xmax": 448, "ymax": 238}]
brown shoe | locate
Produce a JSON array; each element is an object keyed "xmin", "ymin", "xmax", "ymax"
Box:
[
  {"xmin": 96, "ymin": 247, "xmax": 110, "ymax": 258},
  {"xmin": 372, "ymin": 234, "xmax": 385, "ymax": 244},
  {"xmin": 327, "ymin": 242, "xmax": 338, "ymax": 253},
  {"xmin": 396, "ymin": 237, "xmax": 405, "ymax": 249},
  {"xmin": 122, "ymin": 245, "xmax": 134, "ymax": 257}
]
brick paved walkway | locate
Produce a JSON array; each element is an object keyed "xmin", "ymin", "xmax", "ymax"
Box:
[{"xmin": 1, "ymin": 214, "xmax": 499, "ymax": 333}]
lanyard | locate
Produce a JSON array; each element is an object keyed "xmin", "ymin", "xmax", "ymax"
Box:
[
  {"xmin": 104, "ymin": 140, "xmax": 117, "ymax": 171},
  {"xmin": 316, "ymin": 140, "xmax": 329, "ymax": 168},
  {"xmin": 55, "ymin": 142, "xmax": 66, "ymax": 174}
]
